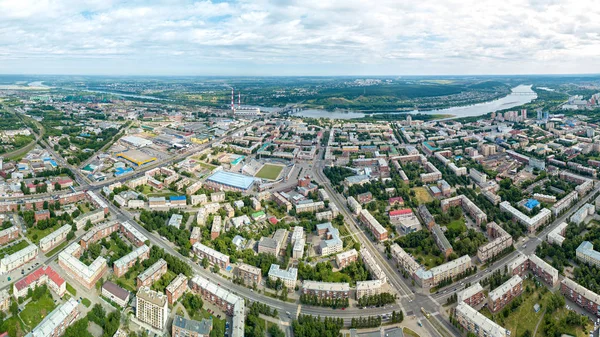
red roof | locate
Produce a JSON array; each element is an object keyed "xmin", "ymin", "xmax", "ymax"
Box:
[
  {"xmin": 57, "ymin": 179, "xmax": 73, "ymax": 184},
  {"xmin": 389, "ymin": 209, "xmax": 413, "ymax": 216},
  {"xmin": 269, "ymin": 217, "xmax": 278, "ymax": 225},
  {"xmin": 388, "ymin": 197, "xmax": 404, "ymax": 203},
  {"xmin": 14, "ymin": 266, "xmax": 65, "ymax": 292}
]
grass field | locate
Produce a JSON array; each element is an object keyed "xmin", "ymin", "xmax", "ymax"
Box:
[
  {"xmin": 480, "ymin": 280, "xmax": 551, "ymax": 337},
  {"xmin": 0, "ymin": 240, "xmax": 29, "ymax": 258},
  {"xmin": 412, "ymin": 252, "xmax": 444, "ymax": 269},
  {"xmin": 20, "ymin": 292, "xmax": 56, "ymax": 331},
  {"xmin": 411, "ymin": 187, "xmax": 433, "ymax": 204},
  {"xmin": 255, "ymin": 164, "xmax": 284, "ymax": 180},
  {"xmin": 447, "ymin": 218, "xmax": 466, "ymax": 233},
  {"xmin": 26, "ymin": 225, "xmax": 61, "ymax": 244}
]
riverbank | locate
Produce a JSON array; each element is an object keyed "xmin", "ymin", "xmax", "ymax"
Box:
[{"xmin": 292, "ymin": 85, "xmax": 536, "ymax": 120}]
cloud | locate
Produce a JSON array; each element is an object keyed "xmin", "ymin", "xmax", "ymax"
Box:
[{"xmin": 0, "ymin": 0, "xmax": 598, "ymax": 75}]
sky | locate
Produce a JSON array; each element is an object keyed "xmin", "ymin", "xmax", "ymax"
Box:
[{"xmin": 0, "ymin": 0, "xmax": 599, "ymax": 76}]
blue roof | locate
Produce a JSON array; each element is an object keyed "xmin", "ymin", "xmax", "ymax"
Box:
[
  {"xmin": 115, "ymin": 167, "xmax": 133, "ymax": 176},
  {"xmin": 206, "ymin": 171, "xmax": 255, "ymax": 190},
  {"xmin": 170, "ymin": 195, "xmax": 187, "ymax": 201},
  {"xmin": 524, "ymin": 199, "xmax": 540, "ymax": 209}
]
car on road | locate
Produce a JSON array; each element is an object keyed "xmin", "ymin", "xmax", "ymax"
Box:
[{"xmin": 417, "ymin": 321, "xmax": 422, "ymax": 327}]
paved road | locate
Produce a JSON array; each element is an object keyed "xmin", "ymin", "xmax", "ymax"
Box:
[{"xmin": 310, "ymin": 140, "xmax": 457, "ymax": 337}]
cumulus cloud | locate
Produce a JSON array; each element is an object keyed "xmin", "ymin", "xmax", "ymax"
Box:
[{"xmin": 0, "ymin": 0, "xmax": 598, "ymax": 75}]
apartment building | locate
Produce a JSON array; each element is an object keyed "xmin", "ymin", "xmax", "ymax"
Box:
[
  {"xmin": 80, "ymin": 221, "xmax": 120, "ymax": 249},
  {"xmin": 529, "ymin": 254, "xmax": 559, "ymax": 287},
  {"xmin": 302, "ymin": 281, "xmax": 350, "ymax": 299},
  {"xmin": 359, "ymin": 209, "xmax": 388, "ymax": 241},
  {"xmin": 59, "ymin": 243, "xmax": 107, "ymax": 289},
  {"xmin": 268, "ymin": 264, "xmax": 298, "ymax": 290},
  {"xmin": 189, "ymin": 275, "xmax": 245, "ymax": 337},
  {"xmin": 455, "ymin": 302, "xmax": 510, "ymax": 337},
  {"xmin": 457, "ymin": 283, "xmax": 484, "ymax": 307},
  {"xmin": 477, "ymin": 222, "xmax": 513, "ymax": 263},
  {"xmin": 0, "ymin": 226, "xmax": 19, "ymax": 245},
  {"xmin": 356, "ymin": 280, "xmax": 383, "ymax": 300},
  {"xmin": 136, "ymin": 286, "xmax": 168, "ymax": 330},
  {"xmin": 74, "ymin": 208, "xmax": 105, "ymax": 230},
  {"xmin": 114, "ymin": 245, "xmax": 150, "ymax": 277},
  {"xmin": 347, "ymin": 196, "xmax": 362, "ymax": 215},
  {"xmin": 418, "ymin": 205, "xmax": 435, "ymax": 230},
  {"xmin": 360, "ymin": 248, "xmax": 386, "ymax": 283},
  {"xmin": 0, "ymin": 244, "xmax": 38, "ymax": 274},
  {"xmin": 390, "ymin": 244, "xmax": 420, "ymax": 276},
  {"xmin": 13, "ymin": 266, "xmax": 66, "ymax": 299},
  {"xmin": 295, "ymin": 201, "xmax": 325, "ymax": 213},
  {"xmin": 488, "ymin": 275, "xmax": 523, "ymax": 313},
  {"xmin": 166, "ymin": 274, "xmax": 188, "ymax": 305},
  {"xmin": 192, "ymin": 242, "xmax": 230, "ymax": 269},
  {"xmin": 551, "ymin": 191, "xmax": 578, "ymax": 216},
  {"xmin": 28, "ymin": 298, "xmax": 79, "ymax": 337},
  {"xmin": 316, "ymin": 222, "xmax": 343, "ymax": 256},
  {"xmin": 431, "ymin": 224, "xmax": 453, "ymax": 258},
  {"xmin": 533, "ymin": 193, "xmax": 557, "ymax": 203},
  {"xmin": 560, "ymin": 278, "xmax": 600, "ymax": 317},
  {"xmin": 441, "ymin": 195, "xmax": 487, "ymax": 226},
  {"xmin": 137, "ymin": 258, "xmax": 167, "ymax": 289},
  {"xmin": 120, "ymin": 221, "xmax": 148, "ymax": 247},
  {"xmin": 499, "ymin": 201, "xmax": 551, "ymax": 233},
  {"xmin": 39, "ymin": 224, "xmax": 71, "ymax": 253},
  {"xmin": 547, "ymin": 222, "xmax": 568, "ymax": 246},
  {"xmin": 570, "ymin": 203, "xmax": 595, "ymax": 225},
  {"xmin": 211, "ymin": 216, "xmax": 222, "ymax": 240},
  {"xmin": 577, "ymin": 241, "xmax": 600, "ymax": 268},
  {"xmin": 235, "ymin": 263, "xmax": 262, "ymax": 287},
  {"xmin": 336, "ymin": 249, "xmax": 358, "ymax": 269}
]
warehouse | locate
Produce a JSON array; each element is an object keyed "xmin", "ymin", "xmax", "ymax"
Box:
[{"xmin": 116, "ymin": 149, "xmax": 157, "ymax": 166}]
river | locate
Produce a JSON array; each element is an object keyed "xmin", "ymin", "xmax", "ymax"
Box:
[{"xmin": 293, "ymin": 84, "xmax": 537, "ymax": 120}]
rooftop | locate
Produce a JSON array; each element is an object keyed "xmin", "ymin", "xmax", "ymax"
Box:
[{"xmin": 206, "ymin": 170, "xmax": 256, "ymax": 190}]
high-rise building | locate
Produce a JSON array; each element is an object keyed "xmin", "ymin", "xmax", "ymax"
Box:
[{"xmin": 136, "ymin": 286, "xmax": 168, "ymax": 330}]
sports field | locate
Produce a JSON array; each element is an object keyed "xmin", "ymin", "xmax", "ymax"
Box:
[{"xmin": 255, "ymin": 164, "xmax": 284, "ymax": 180}]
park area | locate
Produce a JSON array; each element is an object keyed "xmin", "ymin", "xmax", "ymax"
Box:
[
  {"xmin": 411, "ymin": 187, "xmax": 433, "ymax": 204},
  {"xmin": 255, "ymin": 164, "xmax": 284, "ymax": 180}
]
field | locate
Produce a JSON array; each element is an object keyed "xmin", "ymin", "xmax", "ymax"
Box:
[
  {"xmin": 0, "ymin": 240, "xmax": 29, "ymax": 258},
  {"xmin": 255, "ymin": 164, "xmax": 284, "ymax": 180},
  {"xmin": 20, "ymin": 292, "xmax": 56, "ymax": 331},
  {"xmin": 447, "ymin": 218, "xmax": 466, "ymax": 233},
  {"xmin": 411, "ymin": 187, "xmax": 433, "ymax": 204},
  {"xmin": 26, "ymin": 225, "xmax": 61, "ymax": 244}
]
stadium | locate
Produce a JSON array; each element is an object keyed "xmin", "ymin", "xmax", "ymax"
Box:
[{"xmin": 242, "ymin": 159, "xmax": 287, "ymax": 181}]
